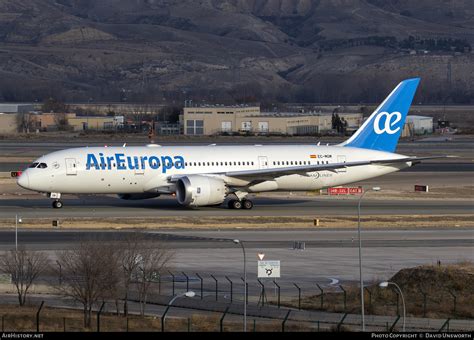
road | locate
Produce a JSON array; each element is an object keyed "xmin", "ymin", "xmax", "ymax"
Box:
[{"xmin": 0, "ymin": 196, "xmax": 472, "ymax": 218}]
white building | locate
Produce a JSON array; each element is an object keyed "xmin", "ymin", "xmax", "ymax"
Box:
[
  {"xmin": 0, "ymin": 104, "xmax": 34, "ymax": 114},
  {"xmin": 406, "ymin": 115, "xmax": 433, "ymax": 135}
]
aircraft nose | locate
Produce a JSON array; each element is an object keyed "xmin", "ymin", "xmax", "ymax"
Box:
[{"xmin": 17, "ymin": 172, "xmax": 29, "ymax": 189}]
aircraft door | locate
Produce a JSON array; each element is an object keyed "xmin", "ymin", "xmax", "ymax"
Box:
[
  {"xmin": 258, "ymin": 156, "xmax": 268, "ymax": 169},
  {"xmin": 337, "ymin": 155, "xmax": 347, "ymax": 173},
  {"xmin": 65, "ymin": 158, "xmax": 77, "ymax": 175}
]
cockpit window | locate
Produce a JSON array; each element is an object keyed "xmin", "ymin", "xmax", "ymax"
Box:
[
  {"xmin": 28, "ymin": 162, "xmax": 39, "ymax": 168},
  {"xmin": 38, "ymin": 163, "xmax": 48, "ymax": 169}
]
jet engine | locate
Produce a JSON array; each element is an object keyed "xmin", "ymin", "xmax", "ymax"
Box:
[
  {"xmin": 118, "ymin": 193, "xmax": 161, "ymax": 200},
  {"xmin": 175, "ymin": 175, "xmax": 226, "ymax": 207}
]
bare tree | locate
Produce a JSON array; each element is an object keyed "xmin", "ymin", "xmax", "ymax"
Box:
[
  {"xmin": 133, "ymin": 240, "xmax": 172, "ymax": 316},
  {"xmin": 119, "ymin": 232, "xmax": 144, "ymax": 317},
  {"xmin": 0, "ymin": 247, "xmax": 49, "ymax": 306},
  {"xmin": 16, "ymin": 112, "xmax": 34, "ymax": 133},
  {"xmin": 56, "ymin": 240, "xmax": 120, "ymax": 328}
]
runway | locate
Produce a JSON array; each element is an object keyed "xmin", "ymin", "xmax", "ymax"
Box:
[
  {"xmin": 0, "ymin": 196, "xmax": 472, "ymax": 218},
  {"xmin": 0, "ymin": 229, "xmax": 472, "ymax": 250},
  {"xmin": 0, "ymin": 228, "xmax": 472, "ymax": 287}
]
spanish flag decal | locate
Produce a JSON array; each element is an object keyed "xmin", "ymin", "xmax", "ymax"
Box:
[{"xmin": 310, "ymin": 155, "xmax": 317, "ymax": 159}]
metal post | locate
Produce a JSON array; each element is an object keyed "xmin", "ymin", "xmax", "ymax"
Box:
[
  {"xmin": 337, "ymin": 313, "xmax": 348, "ymax": 332},
  {"xmin": 187, "ymin": 317, "xmax": 191, "ymax": 332},
  {"xmin": 158, "ymin": 273, "xmax": 161, "ymax": 294},
  {"xmin": 15, "ymin": 215, "xmax": 17, "ymax": 251},
  {"xmin": 36, "ymin": 301, "xmax": 44, "ymax": 332},
  {"xmin": 316, "ymin": 283, "xmax": 324, "ymax": 309},
  {"xmin": 234, "ymin": 240, "xmax": 247, "ymax": 332},
  {"xmin": 339, "ymin": 285, "xmax": 347, "ymax": 311},
  {"xmin": 56, "ymin": 261, "xmax": 62, "ymax": 285},
  {"xmin": 293, "ymin": 283, "xmax": 301, "ymax": 310},
  {"xmin": 225, "ymin": 276, "xmax": 233, "ymax": 303},
  {"xmin": 273, "ymin": 280, "xmax": 280, "ymax": 308},
  {"xmin": 257, "ymin": 279, "xmax": 265, "ymax": 307},
  {"xmin": 358, "ymin": 190, "xmax": 367, "ymax": 331},
  {"xmin": 449, "ymin": 291, "xmax": 457, "ymax": 315},
  {"xmin": 97, "ymin": 301, "xmax": 105, "ymax": 332},
  {"xmin": 281, "ymin": 310, "xmax": 291, "ymax": 332},
  {"xmin": 390, "ymin": 283, "xmax": 406, "ymax": 332},
  {"xmin": 210, "ymin": 274, "xmax": 218, "ymax": 301},
  {"xmin": 220, "ymin": 306, "xmax": 230, "ymax": 332},
  {"xmin": 196, "ymin": 273, "xmax": 203, "ymax": 300},
  {"xmin": 161, "ymin": 293, "xmax": 190, "ymax": 332},
  {"xmin": 168, "ymin": 271, "xmax": 175, "ymax": 296},
  {"xmin": 182, "ymin": 271, "xmax": 189, "ymax": 292},
  {"xmin": 364, "ymin": 287, "xmax": 372, "ymax": 311},
  {"xmin": 126, "ymin": 317, "xmax": 129, "ymax": 332},
  {"xmin": 241, "ymin": 277, "xmax": 248, "ymax": 305}
]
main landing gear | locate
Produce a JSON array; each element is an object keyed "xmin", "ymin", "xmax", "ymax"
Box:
[{"xmin": 228, "ymin": 198, "xmax": 253, "ymax": 210}]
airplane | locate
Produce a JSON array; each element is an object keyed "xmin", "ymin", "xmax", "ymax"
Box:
[{"xmin": 17, "ymin": 78, "xmax": 442, "ymax": 210}]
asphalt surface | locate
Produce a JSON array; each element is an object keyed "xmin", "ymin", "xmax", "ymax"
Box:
[
  {"xmin": 1, "ymin": 229, "xmax": 472, "ymax": 249},
  {"xmin": 0, "ymin": 196, "xmax": 473, "ymax": 218},
  {"xmin": 0, "ymin": 228, "xmax": 472, "ymax": 288}
]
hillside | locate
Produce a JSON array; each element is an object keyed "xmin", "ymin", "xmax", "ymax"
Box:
[{"xmin": 0, "ymin": 0, "xmax": 473, "ymax": 103}]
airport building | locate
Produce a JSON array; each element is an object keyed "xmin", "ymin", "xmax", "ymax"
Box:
[
  {"xmin": 68, "ymin": 115, "xmax": 124, "ymax": 131},
  {"xmin": 0, "ymin": 103, "xmax": 34, "ymax": 114},
  {"xmin": 402, "ymin": 115, "xmax": 434, "ymax": 137},
  {"xmin": 0, "ymin": 113, "xmax": 18, "ymax": 134},
  {"xmin": 406, "ymin": 115, "xmax": 433, "ymax": 135},
  {"xmin": 183, "ymin": 105, "xmax": 363, "ymax": 136}
]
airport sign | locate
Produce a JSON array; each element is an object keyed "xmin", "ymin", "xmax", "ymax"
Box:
[
  {"xmin": 328, "ymin": 187, "xmax": 363, "ymax": 195},
  {"xmin": 258, "ymin": 260, "xmax": 280, "ymax": 278}
]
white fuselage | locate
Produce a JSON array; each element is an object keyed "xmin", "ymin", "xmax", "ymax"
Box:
[{"xmin": 19, "ymin": 144, "xmax": 410, "ymax": 195}]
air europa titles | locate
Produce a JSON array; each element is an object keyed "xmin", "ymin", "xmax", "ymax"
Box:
[{"xmin": 86, "ymin": 153, "xmax": 185, "ymax": 173}]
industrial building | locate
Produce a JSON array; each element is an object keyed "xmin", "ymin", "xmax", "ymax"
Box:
[
  {"xmin": 405, "ymin": 115, "xmax": 433, "ymax": 135},
  {"xmin": 68, "ymin": 115, "xmax": 124, "ymax": 131},
  {"xmin": 0, "ymin": 103, "xmax": 34, "ymax": 114},
  {"xmin": 183, "ymin": 105, "xmax": 363, "ymax": 136},
  {"xmin": 0, "ymin": 113, "xmax": 18, "ymax": 134}
]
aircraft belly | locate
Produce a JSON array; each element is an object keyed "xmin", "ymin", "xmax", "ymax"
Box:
[{"xmin": 53, "ymin": 171, "xmax": 148, "ymax": 194}]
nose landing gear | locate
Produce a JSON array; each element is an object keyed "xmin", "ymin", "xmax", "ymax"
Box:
[
  {"xmin": 52, "ymin": 200, "xmax": 63, "ymax": 209},
  {"xmin": 49, "ymin": 193, "xmax": 63, "ymax": 209}
]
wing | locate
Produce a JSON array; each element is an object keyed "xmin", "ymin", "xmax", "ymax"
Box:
[
  {"xmin": 220, "ymin": 155, "xmax": 448, "ymax": 179},
  {"xmin": 165, "ymin": 155, "xmax": 450, "ymax": 185}
]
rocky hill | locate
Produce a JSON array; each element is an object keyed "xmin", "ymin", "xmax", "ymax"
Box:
[{"xmin": 0, "ymin": 0, "xmax": 473, "ymax": 103}]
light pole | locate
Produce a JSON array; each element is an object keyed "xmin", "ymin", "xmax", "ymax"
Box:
[
  {"xmin": 233, "ymin": 239, "xmax": 247, "ymax": 332},
  {"xmin": 162, "ymin": 291, "xmax": 195, "ymax": 332},
  {"xmin": 15, "ymin": 215, "xmax": 22, "ymax": 251},
  {"xmin": 358, "ymin": 186, "xmax": 380, "ymax": 331},
  {"xmin": 380, "ymin": 281, "xmax": 406, "ymax": 332}
]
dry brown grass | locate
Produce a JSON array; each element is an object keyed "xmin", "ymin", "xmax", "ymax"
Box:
[
  {"xmin": 0, "ymin": 214, "xmax": 472, "ymax": 230},
  {"xmin": 282, "ymin": 261, "xmax": 474, "ymax": 319}
]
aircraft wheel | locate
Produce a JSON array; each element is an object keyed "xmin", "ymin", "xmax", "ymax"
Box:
[
  {"xmin": 228, "ymin": 199, "xmax": 242, "ymax": 209},
  {"xmin": 52, "ymin": 200, "xmax": 63, "ymax": 209},
  {"xmin": 242, "ymin": 199, "xmax": 253, "ymax": 210}
]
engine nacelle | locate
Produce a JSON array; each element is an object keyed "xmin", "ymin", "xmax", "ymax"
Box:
[
  {"xmin": 175, "ymin": 175, "xmax": 226, "ymax": 207},
  {"xmin": 118, "ymin": 193, "xmax": 160, "ymax": 200}
]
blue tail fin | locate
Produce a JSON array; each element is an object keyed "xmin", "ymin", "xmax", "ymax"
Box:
[{"xmin": 342, "ymin": 78, "xmax": 420, "ymax": 152}]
